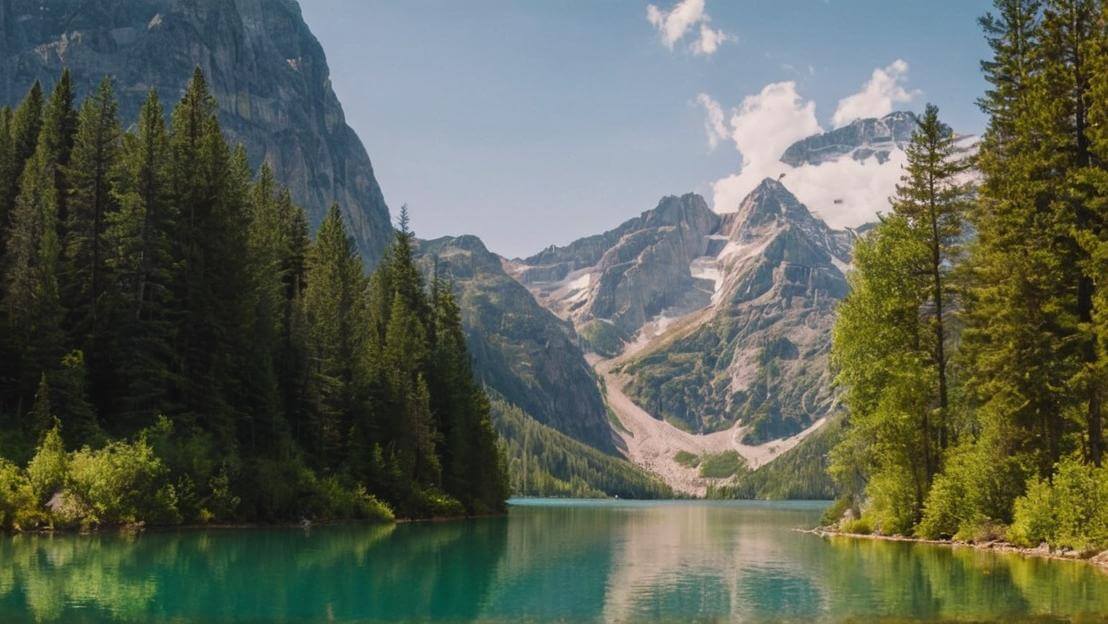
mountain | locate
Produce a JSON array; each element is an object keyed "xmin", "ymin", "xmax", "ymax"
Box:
[
  {"xmin": 780, "ymin": 111, "xmax": 917, "ymax": 167},
  {"xmin": 416, "ymin": 235, "xmax": 616, "ymax": 453},
  {"xmin": 619, "ymin": 179, "xmax": 852, "ymax": 442},
  {"xmin": 509, "ymin": 194, "xmax": 721, "ymax": 357},
  {"xmin": 0, "ymin": 0, "xmax": 392, "ymax": 265}
]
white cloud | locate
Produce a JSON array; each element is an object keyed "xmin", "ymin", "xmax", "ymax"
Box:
[
  {"xmin": 647, "ymin": 0, "xmax": 733, "ymax": 56},
  {"xmin": 832, "ymin": 59, "xmax": 918, "ymax": 127},
  {"xmin": 695, "ymin": 93, "xmax": 728, "ymax": 149},
  {"xmin": 701, "ymin": 69, "xmax": 920, "ymax": 226},
  {"xmin": 706, "ymin": 81, "xmax": 820, "ymax": 211}
]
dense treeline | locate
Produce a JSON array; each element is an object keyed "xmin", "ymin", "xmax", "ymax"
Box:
[
  {"xmin": 708, "ymin": 417, "xmax": 842, "ymax": 501},
  {"xmin": 830, "ymin": 0, "xmax": 1108, "ymax": 552},
  {"xmin": 0, "ymin": 69, "xmax": 507, "ymax": 530},
  {"xmin": 491, "ymin": 397, "xmax": 673, "ymax": 499}
]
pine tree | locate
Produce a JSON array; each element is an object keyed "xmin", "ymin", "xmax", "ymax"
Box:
[
  {"xmin": 2, "ymin": 147, "xmax": 65, "ymax": 410},
  {"xmin": 890, "ymin": 104, "xmax": 973, "ymax": 458},
  {"xmin": 1, "ymin": 81, "xmax": 44, "ymax": 233},
  {"xmin": 63, "ymin": 77, "xmax": 122, "ymax": 414},
  {"xmin": 105, "ymin": 89, "xmax": 177, "ymax": 431},
  {"xmin": 39, "ymin": 70, "xmax": 78, "ymax": 228},
  {"xmin": 303, "ymin": 205, "xmax": 367, "ymax": 470},
  {"xmin": 1028, "ymin": 0, "xmax": 1100, "ymax": 465}
]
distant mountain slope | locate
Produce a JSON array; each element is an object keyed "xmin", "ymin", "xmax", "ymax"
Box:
[
  {"xmin": 620, "ymin": 179, "xmax": 853, "ymax": 442},
  {"xmin": 509, "ymin": 194, "xmax": 721, "ymax": 355},
  {"xmin": 491, "ymin": 397, "xmax": 672, "ymax": 499},
  {"xmin": 780, "ymin": 111, "xmax": 917, "ymax": 167},
  {"xmin": 417, "ymin": 235, "xmax": 615, "ymax": 453},
  {"xmin": 0, "ymin": 0, "xmax": 392, "ymax": 265}
]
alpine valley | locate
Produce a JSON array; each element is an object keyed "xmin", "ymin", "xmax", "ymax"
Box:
[{"xmin": 0, "ymin": 0, "xmax": 922, "ymax": 500}]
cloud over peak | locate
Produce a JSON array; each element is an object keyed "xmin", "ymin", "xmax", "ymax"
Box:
[
  {"xmin": 647, "ymin": 0, "xmax": 733, "ymax": 56},
  {"xmin": 698, "ymin": 62, "xmax": 924, "ymax": 228},
  {"xmin": 832, "ymin": 59, "xmax": 918, "ymax": 127}
]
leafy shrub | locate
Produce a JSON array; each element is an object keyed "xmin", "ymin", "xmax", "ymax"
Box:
[
  {"xmin": 841, "ymin": 516, "xmax": 874, "ymax": 535},
  {"xmin": 1009, "ymin": 458, "xmax": 1108, "ymax": 552},
  {"xmin": 66, "ymin": 435, "xmax": 180, "ymax": 527},
  {"xmin": 316, "ymin": 476, "xmax": 393, "ymax": 522},
  {"xmin": 917, "ymin": 444, "xmax": 986, "ymax": 540},
  {"xmin": 674, "ymin": 451, "xmax": 700, "ymax": 468},
  {"xmin": 0, "ymin": 459, "xmax": 39, "ymax": 530},
  {"xmin": 865, "ymin": 468, "xmax": 918, "ymax": 535},
  {"xmin": 27, "ymin": 427, "xmax": 68, "ymax": 504},
  {"xmin": 821, "ymin": 496, "xmax": 854, "ymax": 527},
  {"xmin": 698, "ymin": 451, "xmax": 744, "ymax": 479},
  {"xmin": 407, "ymin": 488, "xmax": 465, "ymax": 518}
]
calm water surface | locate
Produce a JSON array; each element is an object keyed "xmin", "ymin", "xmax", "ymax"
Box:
[{"xmin": 1, "ymin": 499, "xmax": 1107, "ymax": 623}]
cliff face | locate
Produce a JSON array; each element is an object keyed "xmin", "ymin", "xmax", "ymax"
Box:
[
  {"xmin": 779, "ymin": 111, "xmax": 918, "ymax": 167},
  {"xmin": 510, "ymin": 194, "xmax": 722, "ymax": 353},
  {"xmin": 0, "ymin": 0, "xmax": 392, "ymax": 266},
  {"xmin": 417, "ymin": 235, "xmax": 616, "ymax": 453},
  {"xmin": 619, "ymin": 179, "xmax": 853, "ymax": 442}
]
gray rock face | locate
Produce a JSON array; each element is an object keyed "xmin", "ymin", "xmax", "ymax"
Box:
[
  {"xmin": 417, "ymin": 235, "xmax": 616, "ymax": 453},
  {"xmin": 0, "ymin": 0, "xmax": 392, "ymax": 266},
  {"xmin": 620, "ymin": 179, "xmax": 853, "ymax": 441},
  {"xmin": 780, "ymin": 111, "xmax": 918, "ymax": 167},
  {"xmin": 510, "ymin": 193, "xmax": 721, "ymax": 342}
]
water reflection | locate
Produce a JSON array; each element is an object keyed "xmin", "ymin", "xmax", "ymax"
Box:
[{"xmin": 0, "ymin": 500, "xmax": 1105, "ymax": 622}]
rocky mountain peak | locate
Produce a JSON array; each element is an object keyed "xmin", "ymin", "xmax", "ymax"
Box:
[
  {"xmin": 779, "ymin": 110, "xmax": 918, "ymax": 167},
  {"xmin": 723, "ymin": 177, "xmax": 820, "ymax": 240},
  {"xmin": 0, "ymin": 0, "xmax": 393, "ymax": 266}
]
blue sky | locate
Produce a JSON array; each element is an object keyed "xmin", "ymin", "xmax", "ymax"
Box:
[{"xmin": 300, "ymin": 1, "xmax": 992, "ymax": 258}]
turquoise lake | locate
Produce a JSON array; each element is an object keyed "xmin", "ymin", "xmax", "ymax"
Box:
[{"xmin": 1, "ymin": 499, "xmax": 1106, "ymax": 623}]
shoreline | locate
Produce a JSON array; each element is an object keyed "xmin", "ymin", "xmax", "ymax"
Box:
[
  {"xmin": 800, "ymin": 527, "xmax": 1108, "ymax": 572},
  {"xmin": 5, "ymin": 510, "xmax": 508, "ymax": 537}
]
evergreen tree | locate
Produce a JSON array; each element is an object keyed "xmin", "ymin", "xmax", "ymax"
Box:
[
  {"xmin": 303, "ymin": 205, "xmax": 367, "ymax": 470},
  {"xmin": 63, "ymin": 77, "xmax": 122, "ymax": 413},
  {"xmin": 105, "ymin": 89, "xmax": 177, "ymax": 431},
  {"xmin": 890, "ymin": 104, "xmax": 973, "ymax": 457},
  {"xmin": 0, "ymin": 81, "xmax": 44, "ymax": 236},
  {"xmin": 39, "ymin": 70, "xmax": 78, "ymax": 228},
  {"xmin": 2, "ymin": 146, "xmax": 66, "ymax": 410}
]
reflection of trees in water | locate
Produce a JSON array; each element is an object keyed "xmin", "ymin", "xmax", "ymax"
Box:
[
  {"xmin": 2, "ymin": 508, "xmax": 1107, "ymax": 622},
  {"xmin": 819, "ymin": 537, "xmax": 1108, "ymax": 619},
  {"xmin": 0, "ymin": 520, "xmax": 511, "ymax": 622}
]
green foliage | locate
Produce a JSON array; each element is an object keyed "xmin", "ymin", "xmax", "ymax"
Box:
[
  {"xmin": 0, "ymin": 459, "xmax": 38, "ymax": 531},
  {"xmin": 841, "ymin": 516, "xmax": 874, "ymax": 535},
  {"xmin": 0, "ymin": 69, "xmax": 508, "ymax": 529},
  {"xmin": 1009, "ymin": 458, "xmax": 1108, "ymax": 552},
  {"xmin": 674, "ymin": 450, "xmax": 700, "ymax": 468},
  {"xmin": 65, "ymin": 434, "xmax": 180, "ymax": 527},
  {"xmin": 714, "ymin": 416, "xmax": 843, "ymax": 500},
  {"xmin": 698, "ymin": 450, "xmax": 744, "ymax": 479},
  {"xmin": 820, "ymin": 496, "xmax": 853, "ymax": 527},
  {"xmin": 492, "ymin": 396, "xmax": 672, "ymax": 499},
  {"xmin": 578, "ymin": 319, "xmax": 628, "ymax": 358},
  {"xmin": 27, "ymin": 427, "xmax": 67, "ymax": 504}
]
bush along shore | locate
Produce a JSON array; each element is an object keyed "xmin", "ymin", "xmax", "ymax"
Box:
[
  {"xmin": 806, "ymin": 489, "xmax": 1108, "ymax": 571},
  {"xmin": 824, "ymin": 1, "xmax": 1108, "ymax": 575},
  {"xmin": 0, "ymin": 69, "xmax": 508, "ymax": 532}
]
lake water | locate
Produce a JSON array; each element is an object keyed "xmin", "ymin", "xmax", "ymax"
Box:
[{"xmin": 1, "ymin": 499, "xmax": 1106, "ymax": 623}]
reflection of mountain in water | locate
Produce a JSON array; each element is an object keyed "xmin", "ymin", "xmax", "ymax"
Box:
[{"xmin": 2, "ymin": 502, "xmax": 1108, "ymax": 622}]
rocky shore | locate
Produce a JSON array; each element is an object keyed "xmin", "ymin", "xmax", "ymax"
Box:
[{"xmin": 800, "ymin": 527, "xmax": 1108, "ymax": 572}]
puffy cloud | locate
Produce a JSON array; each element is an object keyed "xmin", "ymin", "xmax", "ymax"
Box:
[
  {"xmin": 705, "ymin": 81, "xmax": 821, "ymax": 211},
  {"xmin": 831, "ymin": 59, "xmax": 918, "ymax": 127},
  {"xmin": 701, "ymin": 70, "xmax": 921, "ymax": 226},
  {"xmin": 647, "ymin": 0, "xmax": 733, "ymax": 56}
]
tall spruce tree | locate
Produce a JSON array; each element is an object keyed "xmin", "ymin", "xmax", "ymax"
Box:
[
  {"xmin": 2, "ymin": 146, "xmax": 65, "ymax": 413},
  {"xmin": 104, "ymin": 89, "xmax": 177, "ymax": 431},
  {"xmin": 63, "ymin": 77, "xmax": 122, "ymax": 414},
  {"xmin": 1, "ymin": 81, "xmax": 44, "ymax": 235},
  {"xmin": 39, "ymin": 70, "xmax": 78, "ymax": 228},
  {"xmin": 303, "ymin": 205, "xmax": 367, "ymax": 470}
]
